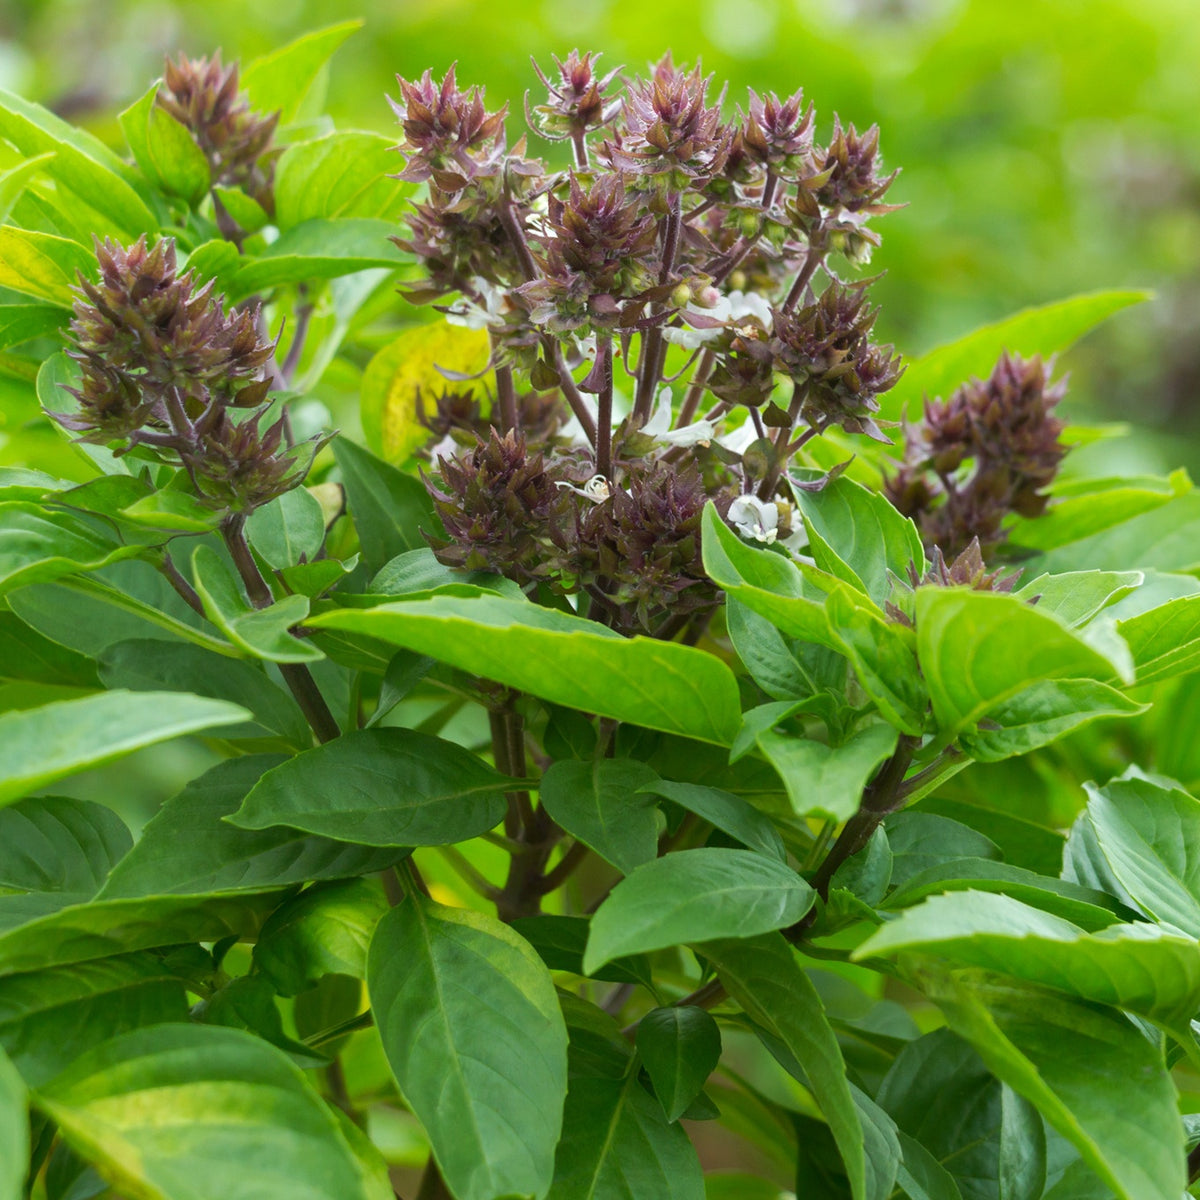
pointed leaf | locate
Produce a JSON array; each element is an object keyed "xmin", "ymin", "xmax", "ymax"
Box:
[
  {"xmin": 241, "ymin": 21, "xmax": 362, "ymax": 124},
  {"xmin": 636, "ymin": 1006, "xmax": 721, "ymax": 1122},
  {"xmin": 368, "ymin": 896, "xmax": 568, "ymax": 1200},
  {"xmin": 585, "ymin": 848, "xmax": 814, "ymax": 973},
  {"xmin": 0, "ymin": 795, "xmax": 130, "ymax": 895},
  {"xmin": 640, "ymin": 780, "xmax": 786, "ymax": 861},
  {"xmin": 0, "ymin": 1048, "xmax": 26, "ymax": 1200}
]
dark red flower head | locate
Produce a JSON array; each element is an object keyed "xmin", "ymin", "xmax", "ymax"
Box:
[{"xmin": 528, "ymin": 50, "xmax": 621, "ymax": 144}]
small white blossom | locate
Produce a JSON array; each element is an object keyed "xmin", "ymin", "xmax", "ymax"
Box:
[
  {"xmin": 444, "ymin": 278, "xmax": 510, "ymax": 330},
  {"xmin": 643, "ymin": 390, "xmax": 713, "ymax": 447},
  {"xmin": 556, "ymin": 474, "xmax": 613, "ymax": 503},
  {"xmin": 728, "ymin": 494, "xmax": 779, "ymax": 544},
  {"xmin": 717, "ymin": 415, "xmax": 760, "ymax": 455}
]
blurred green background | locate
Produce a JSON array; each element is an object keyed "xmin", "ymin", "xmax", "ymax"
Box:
[{"xmin": 4, "ymin": 0, "xmax": 1200, "ymax": 478}]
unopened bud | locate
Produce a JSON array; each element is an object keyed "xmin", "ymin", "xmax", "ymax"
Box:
[
  {"xmin": 694, "ymin": 285, "xmax": 722, "ymax": 309},
  {"xmin": 728, "ymin": 269, "xmax": 747, "ymax": 292},
  {"xmin": 670, "ymin": 283, "xmax": 693, "ymax": 308}
]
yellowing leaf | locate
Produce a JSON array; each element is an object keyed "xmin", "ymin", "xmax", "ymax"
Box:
[{"xmin": 361, "ymin": 322, "xmax": 492, "ymax": 464}]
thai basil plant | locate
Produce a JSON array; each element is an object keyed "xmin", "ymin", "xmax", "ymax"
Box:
[{"xmin": 4, "ymin": 21, "xmax": 1200, "ymax": 1200}]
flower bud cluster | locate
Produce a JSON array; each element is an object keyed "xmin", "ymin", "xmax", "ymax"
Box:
[
  {"xmin": 885, "ymin": 351, "xmax": 1069, "ymax": 558},
  {"xmin": 54, "ymin": 236, "xmax": 325, "ymax": 514}
]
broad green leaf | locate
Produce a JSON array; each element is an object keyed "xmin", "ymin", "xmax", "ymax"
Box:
[
  {"xmin": 0, "ymin": 890, "xmax": 279, "ymax": 977},
  {"xmin": 701, "ymin": 504, "xmax": 835, "ymax": 645},
  {"xmin": 958, "ymin": 679, "xmax": 1147, "ymax": 763},
  {"xmin": 831, "ymin": 826, "xmax": 892, "ymax": 905},
  {"xmin": 0, "ymin": 500, "xmax": 143, "ymax": 595},
  {"xmin": 703, "ymin": 933, "xmax": 868, "ymax": 1200},
  {"xmin": 332, "ymin": 438, "xmax": 438, "ymax": 572},
  {"xmin": 1078, "ymin": 770, "xmax": 1200, "ymax": 936},
  {"xmin": 0, "ymin": 226, "xmax": 96, "ymax": 308},
  {"xmin": 196, "ymin": 973, "xmax": 324, "ymax": 1063},
  {"xmin": 755, "ymin": 721, "xmax": 899, "ymax": 822},
  {"xmin": 857, "ymin": 890, "xmax": 1200, "ymax": 1029},
  {"xmin": 1007, "ymin": 472, "xmax": 1190, "ymax": 553},
  {"xmin": 0, "ymin": 1048, "xmax": 26, "ymax": 1200},
  {"xmin": 999, "ymin": 1087, "xmax": 1048, "ymax": 1200},
  {"xmin": 0, "ymin": 690, "xmax": 248, "ymax": 807},
  {"xmin": 853, "ymin": 1087, "xmax": 903, "ymax": 1200},
  {"xmin": 880, "ymin": 291, "xmax": 1148, "ymax": 421},
  {"xmin": 726, "ymin": 597, "xmax": 824, "ymax": 701},
  {"xmin": 882, "ymin": 859, "xmax": 1127, "ymax": 930},
  {"xmin": 915, "ymin": 588, "xmax": 1128, "ymax": 741},
  {"xmin": 275, "ymin": 131, "xmax": 410, "ymax": 230},
  {"xmin": 793, "ymin": 473, "xmax": 925, "ymax": 604},
  {"xmin": 35, "ymin": 1024, "xmax": 392, "ymax": 1200},
  {"xmin": 119, "ymin": 484, "xmax": 223, "ymax": 534},
  {"xmin": 640, "ymin": 780, "xmax": 786, "ymax": 861},
  {"xmin": 0, "ymin": 302, "xmax": 65, "ymax": 351},
  {"xmin": 246, "ymin": 488, "xmax": 326, "ymax": 571},
  {"xmin": 584, "ymin": 848, "xmax": 814, "ymax": 973},
  {"xmin": 1116, "ymin": 593, "xmax": 1200, "ymax": 685},
  {"xmin": 0, "ymin": 611, "xmax": 99, "ymax": 689},
  {"xmin": 191, "ymin": 543, "xmax": 323, "ymax": 663},
  {"xmin": 229, "ymin": 728, "xmax": 510, "ymax": 845},
  {"xmin": 540, "ymin": 759, "xmax": 660, "ymax": 875},
  {"xmin": 369, "ymin": 546, "xmax": 520, "ymax": 600},
  {"xmin": 547, "ymin": 996, "xmax": 703, "ymax": 1200},
  {"xmin": 241, "ymin": 21, "xmax": 362, "ymax": 124},
  {"xmin": 0, "ymin": 950, "xmax": 191, "ymax": 1086},
  {"xmin": 254, "ymin": 878, "xmax": 387, "ymax": 996},
  {"xmin": 98, "ymin": 756, "xmax": 407, "ymax": 899},
  {"xmin": 0, "ymin": 88, "xmax": 156, "ymax": 236},
  {"xmin": 636, "ymin": 1006, "xmax": 722, "ymax": 1122},
  {"xmin": 369, "ymin": 896, "xmax": 568, "ymax": 1200},
  {"xmin": 0, "ymin": 795, "xmax": 130, "ymax": 895},
  {"xmin": 877, "ymin": 1029, "xmax": 1007, "ymax": 1200},
  {"xmin": 926, "ymin": 973, "xmax": 1183, "ymax": 1200},
  {"xmin": 1012, "ymin": 570, "xmax": 1142, "ymax": 628},
  {"xmin": 361, "ymin": 322, "xmax": 492, "ymax": 463},
  {"xmin": 310, "ymin": 595, "xmax": 743, "ymax": 745},
  {"xmin": 886, "ymin": 812, "xmax": 1001, "ymax": 889},
  {"xmin": 118, "ymin": 83, "xmax": 210, "ymax": 204},
  {"xmin": 98, "ymin": 639, "xmax": 310, "ymax": 746},
  {"xmin": 0, "ymin": 150, "xmax": 55, "ymax": 223},
  {"xmin": 894, "ymin": 1131, "xmax": 966, "ymax": 1200},
  {"xmin": 509, "ymin": 915, "xmax": 653, "ymax": 987},
  {"xmin": 229, "ymin": 218, "xmax": 403, "ymax": 299}
]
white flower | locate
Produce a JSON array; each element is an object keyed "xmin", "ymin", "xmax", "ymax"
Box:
[
  {"xmin": 717, "ymin": 415, "xmax": 760, "ymax": 455},
  {"xmin": 726, "ymin": 290, "xmax": 773, "ymax": 331},
  {"xmin": 643, "ymin": 389, "xmax": 714, "ymax": 447},
  {"xmin": 728, "ymin": 494, "xmax": 779, "ymax": 544},
  {"xmin": 661, "ymin": 289, "xmax": 773, "ymax": 350},
  {"xmin": 556, "ymin": 474, "xmax": 613, "ymax": 503},
  {"xmin": 444, "ymin": 278, "xmax": 510, "ymax": 330}
]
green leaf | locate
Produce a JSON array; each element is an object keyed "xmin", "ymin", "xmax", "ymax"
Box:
[
  {"xmin": 331, "ymin": 438, "xmax": 438, "ymax": 573},
  {"xmin": 999, "ymin": 1086, "xmax": 1047, "ymax": 1200},
  {"xmin": 34, "ymin": 1024, "xmax": 392, "ymax": 1200},
  {"xmin": 0, "ymin": 890, "xmax": 279, "ymax": 977},
  {"xmin": 229, "ymin": 219, "xmax": 403, "ymax": 299},
  {"xmin": 275, "ymin": 131, "xmax": 410, "ymax": 229},
  {"xmin": 926, "ymin": 973, "xmax": 1184, "ymax": 1200},
  {"xmin": 584, "ymin": 848, "xmax": 814, "ymax": 973},
  {"xmin": 881, "ymin": 858, "xmax": 1129, "ymax": 930},
  {"xmin": 1007, "ymin": 472, "xmax": 1190, "ymax": 553},
  {"xmin": 0, "ymin": 611, "xmax": 98, "ymax": 690},
  {"xmin": 0, "ymin": 500, "xmax": 142, "ymax": 595},
  {"xmin": 508, "ymin": 915, "xmax": 653, "ymax": 987},
  {"xmin": 0, "ymin": 88, "xmax": 156, "ymax": 237},
  {"xmin": 1116, "ymin": 593, "xmax": 1200, "ymax": 685},
  {"xmin": 98, "ymin": 639, "xmax": 310, "ymax": 746},
  {"xmin": 241, "ymin": 21, "xmax": 363, "ymax": 124},
  {"xmin": 245, "ymin": 488, "xmax": 326, "ymax": 571},
  {"xmin": 228, "ymin": 728, "xmax": 510, "ymax": 846},
  {"xmin": 886, "ymin": 812, "xmax": 1001, "ymax": 889},
  {"xmin": 1012, "ymin": 570, "xmax": 1143, "ymax": 628},
  {"xmin": 0, "ymin": 302, "xmax": 66, "ymax": 350},
  {"xmin": 636, "ymin": 1006, "xmax": 722, "ymax": 1122},
  {"xmin": 0, "ymin": 150, "xmax": 56, "ymax": 223},
  {"xmin": 191, "ymin": 543, "xmax": 323, "ymax": 664},
  {"xmin": 857, "ymin": 890, "xmax": 1200, "ymax": 1029},
  {"xmin": 702, "ymin": 933, "xmax": 868, "ymax": 1200},
  {"xmin": 0, "ymin": 690, "xmax": 249, "ymax": 807},
  {"xmin": 755, "ymin": 722, "xmax": 899, "ymax": 822},
  {"xmin": 0, "ymin": 950, "xmax": 191, "ymax": 1086},
  {"xmin": 958, "ymin": 679, "xmax": 1147, "ymax": 763},
  {"xmin": 0, "ymin": 229, "xmax": 94, "ymax": 312},
  {"xmin": 547, "ymin": 997, "xmax": 703, "ymax": 1200},
  {"xmin": 255, "ymin": 878, "xmax": 387, "ymax": 996},
  {"xmin": 196, "ymin": 973, "xmax": 324, "ymax": 1063},
  {"xmin": 98, "ymin": 756, "xmax": 407, "ymax": 899},
  {"xmin": 1077, "ymin": 770, "xmax": 1200, "ymax": 936},
  {"xmin": 894, "ymin": 1131, "xmax": 965, "ymax": 1200},
  {"xmin": 119, "ymin": 484, "xmax": 224, "ymax": 534},
  {"xmin": 640, "ymin": 780, "xmax": 786, "ymax": 861},
  {"xmin": 792, "ymin": 473, "xmax": 925, "ymax": 604},
  {"xmin": 0, "ymin": 796, "xmax": 130, "ymax": 895},
  {"xmin": 312, "ymin": 594, "xmax": 743, "ymax": 745},
  {"xmin": 118, "ymin": 83, "xmax": 210, "ymax": 205},
  {"xmin": 915, "ymin": 588, "xmax": 1127, "ymax": 741},
  {"xmin": 879, "ymin": 291, "xmax": 1149, "ymax": 421},
  {"xmin": 368, "ymin": 895, "xmax": 568, "ymax": 1200},
  {"xmin": 0, "ymin": 1048, "xmax": 26, "ymax": 1200},
  {"xmin": 540, "ymin": 759, "xmax": 661, "ymax": 875}
]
